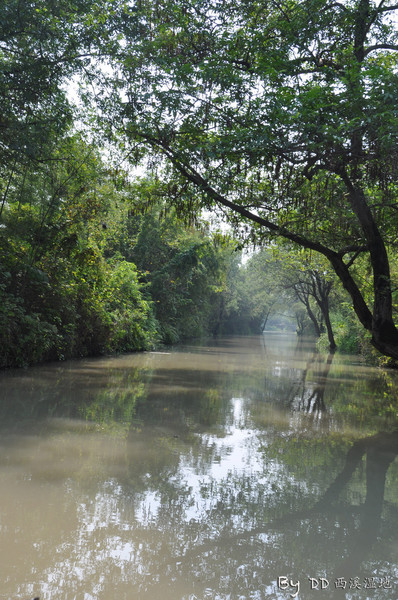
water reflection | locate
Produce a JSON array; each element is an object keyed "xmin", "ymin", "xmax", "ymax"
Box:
[{"xmin": 0, "ymin": 334, "xmax": 397, "ymax": 599}]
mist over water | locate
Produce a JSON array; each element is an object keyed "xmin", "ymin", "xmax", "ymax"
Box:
[{"xmin": 0, "ymin": 334, "xmax": 397, "ymax": 600}]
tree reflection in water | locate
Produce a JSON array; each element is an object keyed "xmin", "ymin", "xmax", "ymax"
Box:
[
  {"xmin": 0, "ymin": 335, "xmax": 397, "ymax": 599},
  {"xmin": 143, "ymin": 433, "xmax": 397, "ymax": 600}
]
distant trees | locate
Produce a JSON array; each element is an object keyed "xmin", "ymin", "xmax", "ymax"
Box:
[
  {"xmin": 271, "ymin": 251, "xmax": 337, "ymax": 350},
  {"xmin": 105, "ymin": 180, "xmax": 239, "ymax": 344},
  {"xmin": 225, "ymin": 247, "xmax": 339, "ymax": 347}
]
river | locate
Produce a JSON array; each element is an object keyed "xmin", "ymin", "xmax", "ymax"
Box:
[{"xmin": 0, "ymin": 333, "xmax": 397, "ymax": 600}]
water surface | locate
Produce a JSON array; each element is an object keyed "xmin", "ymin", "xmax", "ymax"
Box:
[{"xmin": 0, "ymin": 334, "xmax": 397, "ymax": 600}]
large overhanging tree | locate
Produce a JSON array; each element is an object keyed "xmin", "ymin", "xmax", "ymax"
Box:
[{"xmin": 101, "ymin": 0, "xmax": 398, "ymax": 359}]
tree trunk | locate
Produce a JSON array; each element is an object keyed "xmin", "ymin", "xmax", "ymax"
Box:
[
  {"xmin": 294, "ymin": 284, "xmax": 322, "ymax": 337},
  {"xmin": 261, "ymin": 304, "xmax": 273, "ymax": 332},
  {"xmin": 304, "ymin": 300, "xmax": 322, "ymax": 337},
  {"xmin": 338, "ymin": 173, "xmax": 398, "ymax": 359},
  {"xmin": 321, "ymin": 298, "xmax": 336, "ymax": 351},
  {"xmin": 312, "ymin": 276, "xmax": 336, "ymax": 351}
]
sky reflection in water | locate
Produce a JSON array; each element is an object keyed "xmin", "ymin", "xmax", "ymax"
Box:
[{"xmin": 0, "ymin": 334, "xmax": 397, "ymax": 600}]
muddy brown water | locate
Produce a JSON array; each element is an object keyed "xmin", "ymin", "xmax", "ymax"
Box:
[{"xmin": 0, "ymin": 334, "xmax": 397, "ymax": 599}]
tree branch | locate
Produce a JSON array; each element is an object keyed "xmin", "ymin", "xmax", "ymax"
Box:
[
  {"xmin": 377, "ymin": 2, "xmax": 398, "ymax": 11},
  {"xmin": 364, "ymin": 43, "xmax": 398, "ymax": 56},
  {"xmin": 134, "ymin": 133, "xmax": 374, "ymax": 331},
  {"xmin": 345, "ymin": 248, "xmax": 366, "ymax": 269},
  {"xmin": 338, "ymin": 244, "xmax": 368, "ymax": 256}
]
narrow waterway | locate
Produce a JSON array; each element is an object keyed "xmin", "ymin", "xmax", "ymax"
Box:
[{"xmin": 0, "ymin": 334, "xmax": 397, "ymax": 600}]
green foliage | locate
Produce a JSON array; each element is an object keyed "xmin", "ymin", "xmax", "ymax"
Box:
[
  {"xmin": 0, "ymin": 276, "xmax": 60, "ymax": 366},
  {"xmin": 214, "ymin": 252, "xmax": 256, "ymax": 335},
  {"xmin": 3, "ymin": 0, "xmax": 398, "ymax": 365},
  {"xmin": 103, "ymin": 259, "xmax": 157, "ymax": 352},
  {"xmin": 98, "ymin": 0, "xmax": 398, "ymax": 360},
  {"xmin": 317, "ymin": 304, "xmax": 363, "ymax": 355},
  {"xmin": 213, "ymin": 249, "xmax": 291, "ymax": 335},
  {"xmin": 0, "ymin": 135, "xmax": 158, "ymax": 367},
  {"xmin": 0, "ymin": 135, "xmax": 241, "ymax": 366},
  {"xmin": 0, "ymin": 0, "xmax": 118, "ymax": 184},
  {"xmin": 106, "ymin": 185, "xmax": 238, "ymax": 344}
]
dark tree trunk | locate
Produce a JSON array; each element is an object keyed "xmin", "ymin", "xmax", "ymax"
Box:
[
  {"xmin": 304, "ymin": 299, "xmax": 322, "ymax": 337},
  {"xmin": 261, "ymin": 304, "xmax": 274, "ymax": 332},
  {"xmin": 294, "ymin": 284, "xmax": 322, "ymax": 337},
  {"xmin": 321, "ymin": 299, "xmax": 336, "ymax": 351},
  {"xmin": 311, "ymin": 276, "xmax": 336, "ymax": 351},
  {"xmin": 337, "ymin": 173, "xmax": 398, "ymax": 359}
]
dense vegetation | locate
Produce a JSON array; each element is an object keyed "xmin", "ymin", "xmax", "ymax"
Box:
[
  {"xmin": 1, "ymin": 0, "xmax": 398, "ymax": 367},
  {"xmin": 0, "ymin": 135, "xmax": 246, "ymax": 367}
]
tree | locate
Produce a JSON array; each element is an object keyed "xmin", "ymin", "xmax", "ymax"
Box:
[
  {"xmin": 0, "ymin": 0, "xmax": 107, "ymax": 165},
  {"xmin": 103, "ymin": 181, "xmax": 239, "ymax": 343},
  {"xmin": 0, "ymin": 134, "xmax": 158, "ymax": 366},
  {"xmin": 103, "ymin": 0, "xmax": 398, "ymax": 360},
  {"xmin": 277, "ymin": 251, "xmax": 337, "ymax": 349},
  {"xmin": 233, "ymin": 247, "xmax": 338, "ymax": 343}
]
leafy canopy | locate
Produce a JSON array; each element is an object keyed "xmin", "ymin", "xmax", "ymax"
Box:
[{"xmin": 96, "ymin": 0, "xmax": 398, "ymax": 359}]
